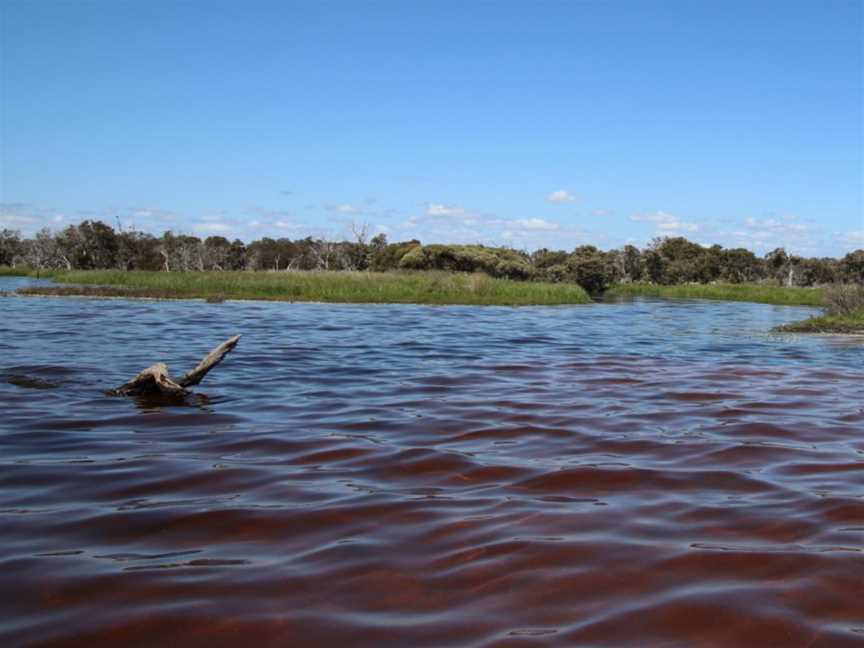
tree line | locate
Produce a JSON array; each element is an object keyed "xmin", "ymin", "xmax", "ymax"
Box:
[{"xmin": 1, "ymin": 221, "xmax": 862, "ymax": 294}]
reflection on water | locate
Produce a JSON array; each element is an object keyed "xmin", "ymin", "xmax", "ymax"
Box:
[{"xmin": 1, "ymin": 283, "xmax": 863, "ymax": 647}]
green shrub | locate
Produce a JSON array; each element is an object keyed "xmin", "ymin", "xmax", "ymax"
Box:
[
  {"xmin": 566, "ymin": 255, "xmax": 612, "ymax": 295},
  {"xmin": 395, "ymin": 244, "xmax": 534, "ymax": 280},
  {"xmin": 840, "ymin": 250, "xmax": 864, "ymax": 283},
  {"xmin": 370, "ymin": 240, "xmax": 421, "ymax": 271}
]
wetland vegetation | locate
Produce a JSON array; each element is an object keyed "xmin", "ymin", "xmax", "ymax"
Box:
[
  {"xmin": 16, "ymin": 269, "xmax": 592, "ymax": 306},
  {"xmin": 774, "ymin": 284, "xmax": 864, "ymax": 334},
  {"xmin": 2, "ymin": 220, "xmax": 862, "ymax": 330}
]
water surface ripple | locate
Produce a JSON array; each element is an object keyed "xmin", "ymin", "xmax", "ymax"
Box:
[{"xmin": 1, "ymin": 286, "xmax": 863, "ymax": 647}]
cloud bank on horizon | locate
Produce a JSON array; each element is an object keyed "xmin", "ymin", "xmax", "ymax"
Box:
[
  {"xmin": 2, "ymin": 199, "xmax": 861, "ymax": 258},
  {"xmin": 1, "ymin": 1, "xmax": 861, "ymax": 256}
]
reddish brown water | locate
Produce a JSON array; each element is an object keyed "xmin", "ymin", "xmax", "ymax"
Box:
[{"xmin": 2, "ymin": 285, "xmax": 863, "ymax": 646}]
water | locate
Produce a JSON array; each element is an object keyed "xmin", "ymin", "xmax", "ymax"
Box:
[{"xmin": 1, "ymin": 281, "xmax": 863, "ymax": 647}]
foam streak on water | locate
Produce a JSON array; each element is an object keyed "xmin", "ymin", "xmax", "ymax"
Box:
[{"xmin": 1, "ymin": 285, "xmax": 863, "ymax": 647}]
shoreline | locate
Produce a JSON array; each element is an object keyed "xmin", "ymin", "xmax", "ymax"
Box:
[
  {"xmin": 12, "ymin": 288, "xmax": 864, "ymax": 336},
  {"xmin": 4, "ymin": 270, "xmax": 863, "ymax": 333},
  {"xmin": 773, "ymin": 315, "xmax": 864, "ymax": 335},
  {"xmin": 8, "ymin": 292, "xmax": 585, "ymax": 308},
  {"xmin": 604, "ymin": 282, "xmax": 825, "ymax": 307},
  {"xmin": 607, "ymin": 282, "xmax": 862, "ymax": 334}
]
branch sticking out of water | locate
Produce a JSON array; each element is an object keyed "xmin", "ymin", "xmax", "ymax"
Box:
[{"xmin": 109, "ymin": 335, "xmax": 241, "ymax": 396}]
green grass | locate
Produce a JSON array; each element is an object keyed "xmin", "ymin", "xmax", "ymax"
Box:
[
  {"xmin": 0, "ymin": 266, "xmax": 66, "ymax": 278},
  {"xmin": 21, "ymin": 269, "xmax": 592, "ymax": 306},
  {"xmin": 0, "ymin": 266, "xmax": 35, "ymax": 277},
  {"xmin": 774, "ymin": 310, "xmax": 864, "ymax": 334},
  {"xmin": 605, "ymin": 282, "xmax": 825, "ymax": 307}
]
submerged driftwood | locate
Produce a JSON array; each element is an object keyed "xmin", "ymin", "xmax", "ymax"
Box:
[{"xmin": 109, "ymin": 335, "xmax": 241, "ymax": 396}]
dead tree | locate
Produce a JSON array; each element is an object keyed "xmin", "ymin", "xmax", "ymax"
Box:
[{"xmin": 109, "ymin": 335, "xmax": 241, "ymax": 396}]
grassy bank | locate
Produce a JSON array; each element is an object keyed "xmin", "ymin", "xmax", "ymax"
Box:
[
  {"xmin": 605, "ymin": 282, "xmax": 825, "ymax": 307},
  {"xmin": 18, "ymin": 269, "xmax": 592, "ymax": 306},
  {"xmin": 773, "ymin": 285, "xmax": 864, "ymax": 334},
  {"xmin": 774, "ymin": 311, "xmax": 864, "ymax": 334},
  {"xmin": 0, "ymin": 266, "xmax": 35, "ymax": 277}
]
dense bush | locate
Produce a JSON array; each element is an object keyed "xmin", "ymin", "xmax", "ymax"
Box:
[
  {"xmin": 619, "ymin": 245, "xmax": 646, "ymax": 282},
  {"xmin": 840, "ymin": 250, "xmax": 864, "ymax": 283},
  {"xmin": 369, "ymin": 240, "xmax": 421, "ymax": 271},
  {"xmin": 397, "ymin": 244, "xmax": 535, "ymax": 280},
  {"xmin": 0, "ymin": 229, "xmax": 23, "ymax": 266},
  {"xmin": 531, "ymin": 248, "xmax": 569, "ymax": 274},
  {"xmin": 719, "ymin": 248, "xmax": 762, "ymax": 283},
  {"xmin": 646, "ymin": 237, "xmax": 712, "ymax": 284},
  {"xmin": 563, "ymin": 246, "xmax": 619, "ymax": 294}
]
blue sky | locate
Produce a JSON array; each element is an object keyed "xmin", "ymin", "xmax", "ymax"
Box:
[{"xmin": 1, "ymin": 0, "xmax": 862, "ymax": 255}]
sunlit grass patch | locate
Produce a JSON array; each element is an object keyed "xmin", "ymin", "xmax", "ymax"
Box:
[
  {"xmin": 23, "ymin": 269, "xmax": 592, "ymax": 306},
  {"xmin": 774, "ymin": 310, "xmax": 864, "ymax": 334},
  {"xmin": 775, "ymin": 285, "xmax": 864, "ymax": 333},
  {"xmin": 605, "ymin": 282, "xmax": 825, "ymax": 307},
  {"xmin": 0, "ymin": 266, "xmax": 33, "ymax": 276}
]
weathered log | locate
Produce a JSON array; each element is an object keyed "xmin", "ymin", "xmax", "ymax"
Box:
[{"xmin": 109, "ymin": 335, "xmax": 241, "ymax": 396}]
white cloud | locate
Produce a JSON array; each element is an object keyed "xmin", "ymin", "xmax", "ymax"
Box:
[
  {"xmin": 249, "ymin": 208, "xmax": 304, "ymax": 232},
  {"xmin": 740, "ymin": 216, "xmax": 811, "ymax": 241},
  {"xmin": 630, "ymin": 211, "xmax": 699, "ymax": 233},
  {"xmin": 3, "ymin": 198, "xmax": 855, "ymax": 257},
  {"xmin": 837, "ymin": 230, "xmax": 864, "ymax": 247},
  {"xmin": 0, "ymin": 212, "xmax": 37, "ymax": 227},
  {"xmin": 322, "ymin": 203, "xmax": 361, "ymax": 214},
  {"xmin": 275, "ymin": 220, "xmax": 300, "ymax": 230},
  {"xmin": 1, "ymin": 202, "xmax": 320, "ymax": 242},
  {"xmin": 743, "ymin": 217, "xmax": 807, "ymax": 233},
  {"xmin": 0, "ymin": 203, "xmax": 64, "ymax": 234},
  {"xmin": 118, "ymin": 207, "xmax": 184, "ymax": 226},
  {"xmin": 399, "ymin": 203, "xmax": 585, "ymax": 249},
  {"xmin": 426, "ymin": 203, "xmax": 466, "ymax": 217},
  {"xmin": 712, "ymin": 214, "xmax": 825, "ymax": 255},
  {"xmin": 547, "ymin": 190, "xmax": 576, "ymax": 203},
  {"xmin": 513, "ymin": 218, "xmax": 559, "ymax": 231},
  {"xmin": 194, "ymin": 222, "xmax": 232, "ymax": 234}
]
